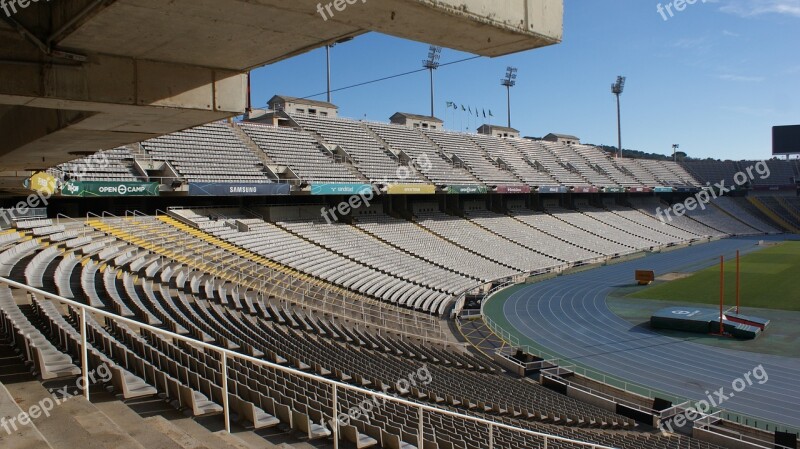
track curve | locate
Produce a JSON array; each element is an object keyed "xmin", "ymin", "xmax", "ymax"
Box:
[{"xmin": 496, "ymin": 236, "xmax": 800, "ymax": 428}]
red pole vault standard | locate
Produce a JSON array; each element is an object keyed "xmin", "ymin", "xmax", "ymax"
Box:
[
  {"xmin": 719, "ymin": 256, "xmax": 725, "ymax": 335},
  {"xmin": 736, "ymin": 250, "xmax": 741, "ymax": 315}
]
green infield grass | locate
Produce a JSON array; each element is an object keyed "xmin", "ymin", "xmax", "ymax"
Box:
[{"xmin": 627, "ymin": 241, "xmax": 800, "ymax": 311}]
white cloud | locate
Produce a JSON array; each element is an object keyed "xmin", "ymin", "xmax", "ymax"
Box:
[
  {"xmin": 720, "ymin": 0, "xmax": 800, "ymax": 18},
  {"xmin": 718, "ymin": 73, "xmax": 765, "ymax": 82}
]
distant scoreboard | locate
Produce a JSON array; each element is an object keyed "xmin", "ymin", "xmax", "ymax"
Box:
[{"xmin": 772, "ymin": 125, "xmax": 800, "ymax": 155}]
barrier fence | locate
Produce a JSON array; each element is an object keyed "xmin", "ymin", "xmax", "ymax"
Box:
[{"xmin": 0, "ymin": 276, "xmax": 616, "ymax": 449}]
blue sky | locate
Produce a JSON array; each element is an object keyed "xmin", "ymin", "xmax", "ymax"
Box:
[{"xmin": 251, "ymin": 0, "xmax": 800, "ymax": 161}]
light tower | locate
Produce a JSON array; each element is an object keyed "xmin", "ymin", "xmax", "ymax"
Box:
[
  {"xmin": 672, "ymin": 143, "xmax": 680, "ymax": 162},
  {"xmin": 611, "ymin": 76, "xmax": 626, "ymax": 158},
  {"xmin": 326, "ymin": 37, "xmax": 353, "ymax": 103},
  {"xmin": 501, "ymin": 67, "xmax": 518, "ymax": 128},
  {"xmin": 422, "ymin": 45, "xmax": 442, "ymax": 117}
]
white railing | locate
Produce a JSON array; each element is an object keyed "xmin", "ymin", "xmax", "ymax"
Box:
[{"xmin": 0, "ymin": 276, "xmax": 616, "ymax": 449}]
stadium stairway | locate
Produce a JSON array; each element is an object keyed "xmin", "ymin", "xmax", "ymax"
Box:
[
  {"xmin": 776, "ymin": 196, "xmax": 800, "ymax": 224},
  {"xmin": 0, "ymin": 317, "xmax": 290, "ymax": 449},
  {"xmin": 747, "ymin": 197, "xmax": 800, "ymax": 233},
  {"xmin": 293, "ymin": 126, "xmax": 371, "ymax": 183},
  {"xmin": 360, "ymin": 124, "xmax": 434, "ymax": 184},
  {"xmin": 229, "ymin": 123, "xmax": 280, "ymax": 167}
]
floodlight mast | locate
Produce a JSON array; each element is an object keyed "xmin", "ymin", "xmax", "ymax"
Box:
[
  {"xmin": 326, "ymin": 37, "xmax": 353, "ymax": 103},
  {"xmin": 673, "ymin": 144, "xmax": 680, "ymax": 162},
  {"xmin": 501, "ymin": 67, "xmax": 518, "ymax": 128},
  {"xmin": 611, "ymin": 76, "xmax": 626, "ymax": 158},
  {"xmin": 423, "ymin": 46, "xmax": 442, "ymax": 117}
]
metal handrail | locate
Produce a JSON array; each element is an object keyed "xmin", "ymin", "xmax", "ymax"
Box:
[
  {"xmin": 0, "ymin": 276, "xmax": 615, "ymax": 449},
  {"xmin": 92, "ymin": 215, "xmax": 454, "ymax": 346}
]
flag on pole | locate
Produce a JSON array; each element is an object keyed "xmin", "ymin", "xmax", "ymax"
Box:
[
  {"xmin": 482, "ymin": 109, "xmax": 486, "ymax": 118},
  {"xmin": 461, "ymin": 105, "xmax": 466, "ymax": 111},
  {"xmin": 468, "ymin": 106, "xmax": 472, "ymax": 113},
  {"xmin": 489, "ymin": 110, "xmax": 494, "ymax": 117}
]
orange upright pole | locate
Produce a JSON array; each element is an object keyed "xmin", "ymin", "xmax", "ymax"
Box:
[
  {"xmin": 719, "ymin": 256, "xmax": 725, "ymax": 335},
  {"xmin": 736, "ymin": 250, "xmax": 740, "ymax": 314}
]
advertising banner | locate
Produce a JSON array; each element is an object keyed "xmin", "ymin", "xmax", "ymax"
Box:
[
  {"xmin": 61, "ymin": 181, "xmax": 160, "ymax": 197},
  {"xmin": 495, "ymin": 185, "xmax": 532, "ymax": 194},
  {"xmin": 446, "ymin": 185, "xmax": 489, "ymax": 194},
  {"xmin": 188, "ymin": 183, "xmax": 290, "ymax": 196},
  {"xmin": 311, "ymin": 183, "xmax": 373, "ymax": 196},
  {"xmin": 539, "ymin": 186, "xmax": 568, "ymax": 194},
  {"xmin": 386, "ymin": 184, "xmax": 436, "ymax": 195}
]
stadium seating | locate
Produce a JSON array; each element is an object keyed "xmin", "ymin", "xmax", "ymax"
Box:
[
  {"xmin": 712, "ymin": 197, "xmax": 783, "ymax": 234},
  {"xmin": 627, "ymin": 197, "xmax": 725, "ymax": 238},
  {"xmin": 604, "ymin": 203, "xmax": 701, "ymax": 242},
  {"xmin": 506, "ymin": 138, "xmax": 587, "ymax": 185},
  {"xmin": 539, "ymin": 141, "xmax": 616, "ymax": 187},
  {"xmin": 353, "ymin": 213, "xmax": 519, "ymax": 282},
  {"xmin": 636, "ymin": 160, "xmax": 701, "ymax": 187},
  {"xmin": 54, "ymin": 147, "xmax": 139, "ymax": 182},
  {"xmin": 615, "ymin": 159, "xmax": 662, "ymax": 187},
  {"xmin": 510, "ymin": 208, "xmax": 637, "ymax": 257},
  {"xmin": 751, "ymin": 160, "xmax": 796, "ymax": 186},
  {"xmin": 570, "ymin": 203, "xmax": 676, "ymax": 248},
  {"xmin": 681, "ymin": 201, "xmax": 762, "ymax": 235},
  {"xmin": 747, "ymin": 196, "xmax": 800, "ymax": 232},
  {"xmin": 173, "ymin": 210, "xmax": 456, "ymax": 315},
  {"xmin": 468, "ymin": 134, "xmax": 557, "ymax": 186},
  {"xmin": 141, "ymin": 122, "xmax": 272, "ymax": 184},
  {"xmin": 681, "ymin": 160, "xmax": 739, "ymax": 186},
  {"xmin": 414, "ymin": 208, "xmax": 561, "ymax": 273},
  {"xmin": 464, "ymin": 209, "xmax": 604, "ymax": 264},
  {"xmin": 290, "ymin": 114, "xmax": 424, "ymax": 183},
  {"xmin": 0, "ymin": 219, "xmax": 733, "ymax": 449},
  {"xmin": 276, "ymin": 217, "xmax": 471, "ymax": 311},
  {"xmin": 423, "ymin": 129, "xmax": 521, "ymax": 185},
  {"xmin": 570, "ymin": 144, "xmax": 642, "ymax": 187},
  {"xmin": 239, "ymin": 122, "xmax": 361, "ymax": 183},
  {"xmin": 366, "ymin": 121, "xmax": 480, "ymax": 186}
]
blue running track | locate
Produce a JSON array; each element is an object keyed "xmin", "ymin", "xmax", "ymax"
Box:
[{"xmin": 498, "ymin": 236, "xmax": 800, "ymax": 428}]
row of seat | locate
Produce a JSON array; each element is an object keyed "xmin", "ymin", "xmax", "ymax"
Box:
[{"xmin": 0, "ymin": 218, "xmax": 731, "ymax": 449}]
